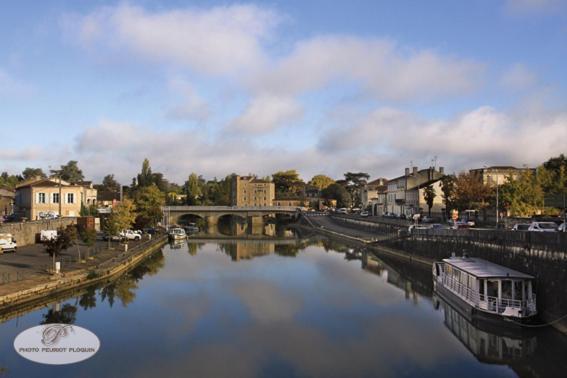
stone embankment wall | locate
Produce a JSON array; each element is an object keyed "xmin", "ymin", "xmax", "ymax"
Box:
[{"xmin": 0, "ymin": 218, "xmax": 77, "ymax": 247}]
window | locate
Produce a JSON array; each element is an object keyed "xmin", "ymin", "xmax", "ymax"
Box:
[
  {"xmin": 67, "ymin": 193, "xmax": 74, "ymax": 204},
  {"xmin": 52, "ymin": 193, "xmax": 60, "ymax": 204},
  {"xmin": 38, "ymin": 192, "xmax": 46, "ymax": 204}
]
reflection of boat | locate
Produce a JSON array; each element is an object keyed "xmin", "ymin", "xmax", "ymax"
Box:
[
  {"xmin": 435, "ymin": 293, "xmax": 536, "ymax": 364},
  {"xmin": 433, "ymin": 256, "xmax": 537, "ymax": 324},
  {"xmin": 184, "ymin": 223, "xmax": 200, "ymax": 234},
  {"xmin": 168, "ymin": 227, "xmax": 187, "ymax": 241},
  {"xmin": 169, "ymin": 239, "xmax": 185, "ymax": 249}
]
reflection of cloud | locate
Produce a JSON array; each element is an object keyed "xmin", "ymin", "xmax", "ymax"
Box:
[
  {"xmin": 129, "ymin": 314, "xmax": 466, "ymax": 378},
  {"xmin": 232, "ymin": 281, "xmax": 302, "ymax": 324}
]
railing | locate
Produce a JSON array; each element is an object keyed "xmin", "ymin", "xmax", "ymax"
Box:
[{"xmin": 440, "ymin": 274, "xmax": 536, "ymax": 317}]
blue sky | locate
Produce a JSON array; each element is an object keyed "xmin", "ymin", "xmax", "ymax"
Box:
[{"xmin": 1, "ymin": 0, "xmax": 566, "ymax": 183}]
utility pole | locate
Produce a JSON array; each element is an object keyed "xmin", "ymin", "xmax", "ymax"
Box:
[{"xmin": 495, "ymin": 176, "xmax": 499, "ymax": 228}]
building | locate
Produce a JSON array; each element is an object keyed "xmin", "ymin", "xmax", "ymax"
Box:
[
  {"xmin": 14, "ymin": 177, "xmax": 97, "ymax": 220},
  {"xmin": 361, "ymin": 178, "xmax": 388, "ymax": 211},
  {"xmin": 0, "ymin": 188, "xmax": 15, "ymax": 216},
  {"xmin": 230, "ymin": 175, "xmax": 275, "ymax": 207},
  {"xmin": 386, "ymin": 167, "xmax": 445, "ymax": 217},
  {"xmin": 469, "ymin": 166, "xmax": 534, "ymax": 186}
]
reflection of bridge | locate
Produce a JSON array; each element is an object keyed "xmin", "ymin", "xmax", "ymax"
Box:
[{"xmin": 162, "ymin": 206, "xmax": 299, "ymax": 228}]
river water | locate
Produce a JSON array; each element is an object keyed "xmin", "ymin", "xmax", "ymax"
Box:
[{"xmin": 0, "ymin": 237, "xmax": 566, "ymax": 378}]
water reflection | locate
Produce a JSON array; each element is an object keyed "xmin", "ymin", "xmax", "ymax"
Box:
[{"xmin": 0, "ymin": 239, "xmax": 566, "ymax": 378}]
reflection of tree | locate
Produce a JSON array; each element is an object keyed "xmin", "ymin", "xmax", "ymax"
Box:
[
  {"xmin": 187, "ymin": 242, "xmax": 204, "ymax": 256},
  {"xmin": 41, "ymin": 304, "xmax": 77, "ymax": 324},
  {"xmin": 99, "ymin": 250, "xmax": 165, "ymax": 308},
  {"xmin": 274, "ymin": 244, "xmax": 300, "ymax": 257},
  {"xmin": 79, "ymin": 287, "xmax": 97, "ymax": 310},
  {"xmin": 0, "ymin": 367, "xmax": 7, "ymax": 376}
]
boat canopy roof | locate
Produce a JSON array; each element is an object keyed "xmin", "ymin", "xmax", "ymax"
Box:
[{"xmin": 442, "ymin": 257, "xmax": 533, "ymax": 279}]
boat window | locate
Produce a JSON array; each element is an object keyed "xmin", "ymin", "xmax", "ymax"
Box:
[
  {"xmin": 479, "ymin": 279, "xmax": 485, "ymax": 295},
  {"xmin": 513, "ymin": 281, "xmax": 523, "ymax": 301},
  {"xmin": 501, "ymin": 280, "xmax": 512, "ymax": 300},
  {"xmin": 487, "ymin": 280, "xmax": 498, "ymax": 297}
]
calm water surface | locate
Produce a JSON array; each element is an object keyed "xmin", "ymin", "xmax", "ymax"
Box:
[{"xmin": 0, "ymin": 238, "xmax": 566, "ymax": 378}]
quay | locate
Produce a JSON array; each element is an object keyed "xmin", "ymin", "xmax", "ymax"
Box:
[{"xmin": 0, "ymin": 234, "xmax": 167, "ymax": 314}]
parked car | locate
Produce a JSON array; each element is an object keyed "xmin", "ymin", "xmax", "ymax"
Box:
[
  {"xmin": 528, "ymin": 222, "xmax": 557, "ymax": 232},
  {"xmin": 559, "ymin": 223, "xmax": 566, "ymax": 232},
  {"xmin": 512, "ymin": 223, "xmax": 531, "ymax": 231},
  {"xmin": 0, "ymin": 233, "xmax": 17, "ymax": 253},
  {"xmin": 336, "ymin": 208, "xmax": 348, "ymax": 214},
  {"xmin": 40, "ymin": 230, "xmax": 58, "ymax": 242},
  {"xmin": 120, "ymin": 230, "xmax": 142, "ymax": 240},
  {"xmin": 360, "ymin": 211, "xmax": 369, "ymax": 217},
  {"xmin": 351, "ymin": 208, "xmax": 361, "ymax": 213}
]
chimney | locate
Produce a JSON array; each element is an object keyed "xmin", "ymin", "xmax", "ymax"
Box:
[
  {"xmin": 405, "ymin": 168, "xmax": 410, "ymax": 176},
  {"xmin": 439, "ymin": 166, "xmax": 444, "ymax": 175},
  {"xmin": 412, "ymin": 166, "xmax": 418, "ymax": 175}
]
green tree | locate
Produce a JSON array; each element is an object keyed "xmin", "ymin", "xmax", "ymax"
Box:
[
  {"xmin": 103, "ymin": 199, "xmax": 136, "ymax": 243},
  {"xmin": 500, "ymin": 170, "xmax": 544, "ymax": 217},
  {"xmin": 440, "ymin": 175, "xmax": 456, "ymax": 217},
  {"xmin": 44, "ymin": 226, "xmax": 73, "ymax": 272},
  {"xmin": 308, "ymin": 174, "xmax": 335, "ymax": 190},
  {"xmin": 22, "ymin": 167, "xmax": 46, "ymax": 180},
  {"xmin": 424, "ymin": 185, "xmax": 437, "ymax": 216},
  {"xmin": 55, "ymin": 161, "xmax": 84, "ymax": 183},
  {"xmin": 272, "ymin": 170, "xmax": 304, "ymax": 194},
  {"xmin": 0, "ymin": 172, "xmax": 21, "ymax": 190},
  {"xmin": 343, "ymin": 172, "xmax": 370, "ymax": 206},
  {"xmin": 134, "ymin": 184, "xmax": 165, "ymax": 228},
  {"xmin": 322, "ymin": 183, "xmax": 352, "ymax": 208},
  {"xmin": 184, "ymin": 173, "xmax": 203, "ymax": 205},
  {"xmin": 102, "ymin": 174, "xmax": 120, "ymax": 192},
  {"xmin": 137, "ymin": 158, "xmax": 153, "ymax": 187}
]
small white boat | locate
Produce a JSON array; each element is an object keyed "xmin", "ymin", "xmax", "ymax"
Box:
[
  {"xmin": 433, "ymin": 256, "xmax": 536, "ymax": 323},
  {"xmin": 168, "ymin": 227, "xmax": 187, "ymax": 241}
]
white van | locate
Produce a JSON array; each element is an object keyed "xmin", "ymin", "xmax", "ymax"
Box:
[
  {"xmin": 0, "ymin": 233, "xmax": 17, "ymax": 253},
  {"xmin": 528, "ymin": 222, "xmax": 557, "ymax": 232}
]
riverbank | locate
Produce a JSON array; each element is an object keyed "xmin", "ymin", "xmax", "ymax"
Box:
[
  {"xmin": 0, "ymin": 235, "xmax": 167, "ymax": 314},
  {"xmin": 302, "ymin": 214, "xmax": 433, "ymax": 267}
]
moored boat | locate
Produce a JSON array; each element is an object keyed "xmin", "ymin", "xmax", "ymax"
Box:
[
  {"xmin": 168, "ymin": 227, "xmax": 187, "ymax": 241},
  {"xmin": 433, "ymin": 256, "xmax": 537, "ymax": 324}
]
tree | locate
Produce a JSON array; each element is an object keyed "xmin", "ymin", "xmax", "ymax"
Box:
[
  {"xmin": 56, "ymin": 161, "xmax": 84, "ymax": 183},
  {"xmin": 322, "ymin": 183, "xmax": 352, "ymax": 208},
  {"xmin": 134, "ymin": 184, "xmax": 165, "ymax": 228},
  {"xmin": 343, "ymin": 172, "xmax": 370, "ymax": 206},
  {"xmin": 453, "ymin": 172, "xmax": 493, "ymax": 211},
  {"xmin": 500, "ymin": 170, "xmax": 544, "ymax": 217},
  {"xmin": 0, "ymin": 172, "xmax": 22, "ymax": 190},
  {"xmin": 103, "ymin": 199, "xmax": 136, "ymax": 244},
  {"xmin": 102, "ymin": 174, "xmax": 120, "ymax": 193},
  {"xmin": 440, "ymin": 175, "xmax": 456, "ymax": 217},
  {"xmin": 137, "ymin": 158, "xmax": 153, "ymax": 188},
  {"xmin": 423, "ymin": 185, "xmax": 436, "ymax": 216},
  {"xmin": 44, "ymin": 226, "xmax": 73, "ymax": 272},
  {"xmin": 184, "ymin": 173, "xmax": 203, "ymax": 205},
  {"xmin": 272, "ymin": 170, "xmax": 304, "ymax": 194},
  {"xmin": 308, "ymin": 174, "xmax": 335, "ymax": 190},
  {"xmin": 22, "ymin": 167, "xmax": 46, "ymax": 180}
]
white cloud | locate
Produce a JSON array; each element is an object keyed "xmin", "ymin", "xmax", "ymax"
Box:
[
  {"xmin": 248, "ymin": 36, "xmax": 482, "ymax": 100},
  {"xmin": 166, "ymin": 78, "xmax": 209, "ymax": 122},
  {"xmin": 230, "ymin": 95, "xmax": 303, "ymax": 133},
  {"xmin": 69, "ymin": 4, "xmax": 278, "ymax": 75},
  {"xmin": 500, "ymin": 64, "xmax": 536, "ymax": 89}
]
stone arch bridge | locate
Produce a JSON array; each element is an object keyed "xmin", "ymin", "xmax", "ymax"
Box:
[{"xmin": 162, "ymin": 206, "xmax": 299, "ymax": 228}]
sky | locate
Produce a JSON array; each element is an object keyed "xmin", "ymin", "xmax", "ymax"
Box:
[{"xmin": 1, "ymin": 0, "xmax": 566, "ymax": 184}]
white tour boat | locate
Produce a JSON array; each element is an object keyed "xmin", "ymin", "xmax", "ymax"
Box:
[
  {"xmin": 168, "ymin": 227, "xmax": 187, "ymax": 241},
  {"xmin": 433, "ymin": 256, "xmax": 537, "ymax": 323}
]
